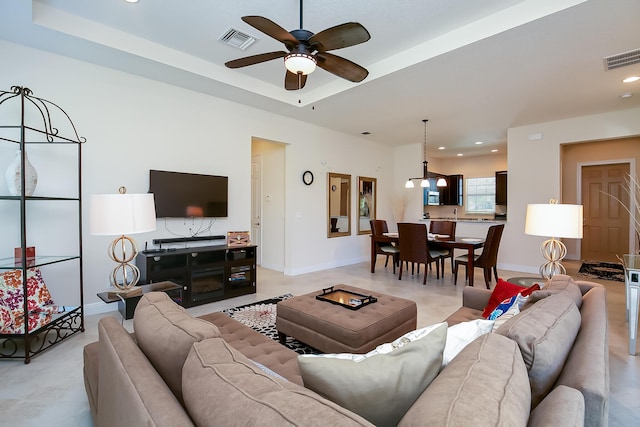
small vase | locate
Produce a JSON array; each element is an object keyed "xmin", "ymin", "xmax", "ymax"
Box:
[{"xmin": 5, "ymin": 149, "xmax": 38, "ymax": 196}]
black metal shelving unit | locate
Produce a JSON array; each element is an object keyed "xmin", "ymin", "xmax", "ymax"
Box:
[{"xmin": 0, "ymin": 86, "xmax": 85, "ymax": 364}]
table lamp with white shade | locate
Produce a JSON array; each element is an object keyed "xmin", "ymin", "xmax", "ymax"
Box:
[
  {"xmin": 525, "ymin": 199, "xmax": 583, "ymax": 279},
  {"xmin": 90, "ymin": 187, "xmax": 156, "ymax": 293}
]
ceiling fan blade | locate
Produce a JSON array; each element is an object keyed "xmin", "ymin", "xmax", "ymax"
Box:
[
  {"xmin": 225, "ymin": 51, "xmax": 287, "ymax": 69},
  {"xmin": 316, "ymin": 52, "xmax": 368, "ymax": 83},
  {"xmin": 309, "ymin": 23, "xmax": 370, "ymax": 52},
  {"xmin": 285, "ymin": 71, "xmax": 307, "ymax": 91},
  {"xmin": 242, "ymin": 16, "xmax": 299, "ymax": 48}
]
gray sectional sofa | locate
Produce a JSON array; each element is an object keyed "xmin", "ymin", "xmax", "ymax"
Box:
[{"xmin": 83, "ymin": 274, "xmax": 608, "ymax": 427}]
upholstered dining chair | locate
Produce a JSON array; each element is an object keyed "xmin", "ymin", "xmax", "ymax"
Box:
[
  {"xmin": 429, "ymin": 220, "xmax": 457, "ymax": 276},
  {"xmin": 453, "ymin": 224, "xmax": 505, "ymax": 289},
  {"xmin": 397, "ymin": 223, "xmax": 448, "ymax": 284},
  {"xmin": 370, "ymin": 219, "xmax": 400, "ymax": 273}
]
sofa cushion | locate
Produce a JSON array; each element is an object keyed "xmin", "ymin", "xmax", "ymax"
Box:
[
  {"xmin": 182, "ymin": 337, "xmax": 373, "ymax": 426},
  {"xmin": 528, "ymin": 385, "xmax": 585, "ymax": 427},
  {"xmin": 97, "ymin": 316, "xmax": 193, "ymax": 427},
  {"xmin": 198, "ymin": 311, "xmax": 303, "ymax": 385},
  {"xmin": 555, "ymin": 285, "xmax": 609, "ymax": 427},
  {"xmin": 529, "ymin": 274, "xmax": 583, "ymax": 309},
  {"xmin": 482, "ymin": 278, "xmax": 540, "ymax": 318},
  {"xmin": 298, "ymin": 323, "xmax": 446, "ymax": 427},
  {"xmin": 496, "ymin": 293, "xmax": 581, "ymax": 407},
  {"xmin": 398, "ymin": 333, "xmax": 530, "ymax": 427},
  {"xmin": 133, "ymin": 292, "xmax": 220, "ymax": 403}
]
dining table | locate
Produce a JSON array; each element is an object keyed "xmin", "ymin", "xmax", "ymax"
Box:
[{"xmin": 370, "ymin": 231, "xmax": 485, "ymax": 287}]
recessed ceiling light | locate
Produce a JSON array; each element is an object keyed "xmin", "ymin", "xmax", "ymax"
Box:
[
  {"xmin": 457, "ymin": 153, "xmax": 463, "ymax": 157},
  {"xmin": 124, "ymin": 0, "xmax": 139, "ymax": 3},
  {"xmin": 620, "ymin": 93, "xmax": 633, "ymax": 99},
  {"xmin": 622, "ymin": 76, "xmax": 640, "ymax": 83},
  {"xmin": 491, "ymin": 149, "xmax": 498, "ymax": 153},
  {"xmin": 438, "ymin": 146, "xmax": 445, "ymax": 150},
  {"xmin": 475, "ymin": 141, "xmax": 483, "ymax": 145}
]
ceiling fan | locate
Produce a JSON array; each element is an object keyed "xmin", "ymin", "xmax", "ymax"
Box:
[{"xmin": 225, "ymin": 0, "xmax": 371, "ymax": 90}]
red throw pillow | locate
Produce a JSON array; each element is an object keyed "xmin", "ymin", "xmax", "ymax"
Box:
[{"xmin": 482, "ymin": 278, "xmax": 540, "ymax": 318}]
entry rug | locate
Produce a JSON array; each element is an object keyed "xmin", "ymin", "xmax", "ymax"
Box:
[
  {"xmin": 222, "ymin": 294, "xmax": 320, "ymax": 355},
  {"xmin": 577, "ymin": 261, "xmax": 625, "ymax": 282}
]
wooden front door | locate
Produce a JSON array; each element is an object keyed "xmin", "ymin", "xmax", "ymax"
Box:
[{"xmin": 581, "ymin": 163, "xmax": 630, "ymax": 261}]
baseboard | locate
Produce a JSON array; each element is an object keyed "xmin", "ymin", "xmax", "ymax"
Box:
[{"xmin": 84, "ymin": 301, "xmax": 118, "ymax": 317}]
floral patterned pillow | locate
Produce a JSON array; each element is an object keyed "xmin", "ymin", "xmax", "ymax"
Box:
[
  {"xmin": 0, "ymin": 268, "xmax": 55, "ymax": 333},
  {"xmin": 0, "ymin": 301, "xmax": 17, "ymax": 334},
  {"xmin": 0, "ymin": 267, "xmax": 54, "ymax": 313}
]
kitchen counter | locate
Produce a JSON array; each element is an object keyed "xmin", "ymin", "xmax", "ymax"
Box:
[
  {"xmin": 419, "ymin": 218, "xmax": 507, "ymax": 239},
  {"xmin": 423, "ymin": 217, "xmax": 507, "ymax": 223}
]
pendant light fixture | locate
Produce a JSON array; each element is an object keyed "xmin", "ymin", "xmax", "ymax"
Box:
[{"xmin": 405, "ymin": 119, "xmax": 447, "ymax": 189}]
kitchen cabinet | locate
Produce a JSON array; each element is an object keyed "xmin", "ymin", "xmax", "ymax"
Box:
[
  {"xmin": 495, "ymin": 171, "xmax": 507, "ymax": 205},
  {"xmin": 424, "ymin": 173, "xmax": 463, "ymax": 206}
]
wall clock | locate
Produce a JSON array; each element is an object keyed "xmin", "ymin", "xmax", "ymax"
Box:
[{"xmin": 302, "ymin": 170, "xmax": 314, "ymax": 185}]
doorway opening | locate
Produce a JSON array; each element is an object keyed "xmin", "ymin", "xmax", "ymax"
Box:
[{"xmin": 251, "ymin": 137, "xmax": 287, "ymax": 271}]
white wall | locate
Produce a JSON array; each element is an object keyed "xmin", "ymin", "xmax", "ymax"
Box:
[
  {"xmin": 0, "ymin": 41, "xmax": 395, "ymax": 313},
  {"xmin": 502, "ymin": 108, "xmax": 640, "ymax": 273},
  {"xmin": 392, "ymin": 109, "xmax": 640, "ymax": 275},
  {"xmin": 4, "ymin": 39, "xmax": 638, "ymax": 314}
]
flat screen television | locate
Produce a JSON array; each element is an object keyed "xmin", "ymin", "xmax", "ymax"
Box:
[{"xmin": 149, "ymin": 169, "xmax": 228, "ymax": 218}]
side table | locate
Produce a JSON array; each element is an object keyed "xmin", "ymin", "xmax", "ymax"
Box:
[
  {"xmin": 622, "ymin": 254, "xmax": 640, "ymax": 356},
  {"xmin": 97, "ymin": 281, "xmax": 182, "ymax": 320},
  {"xmin": 506, "ymin": 276, "xmax": 547, "ymax": 288}
]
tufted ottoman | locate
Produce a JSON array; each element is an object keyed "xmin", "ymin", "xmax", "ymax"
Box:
[{"xmin": 276, "ymin": 285, "xmax": 417, "ymax": 354}]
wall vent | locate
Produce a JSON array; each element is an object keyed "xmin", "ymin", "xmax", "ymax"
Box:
[
  {"xmin": 219, "ymin": 28, "xmax": 258, "ymax": 51},
  {"xmin": 603, "ymin": 48, "xmax": 640, "ymax": 71}
]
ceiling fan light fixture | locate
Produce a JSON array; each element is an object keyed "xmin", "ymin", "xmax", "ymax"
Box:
[{"xmin": 284, "ymin": 53, "xmax": 317, "ymax": 75}]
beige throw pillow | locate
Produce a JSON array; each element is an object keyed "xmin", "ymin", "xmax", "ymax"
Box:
[
  {"xmin": 298, "ymin": 323, "xmax": 447, "ymax": 427},
  {"xmin": 529, "ymin": 274, "xmax": 583, "ymax": 308},
  {"xmin": 182, "ymin": 337, "xmax": 372, "ymax": 426},
  {"xmin": 495, "ymin": 293, "xmax": 581, "ymax": 407},
  {"xmin": 133, "ymin": 292, "xmax": 221, "ymax": 403}
]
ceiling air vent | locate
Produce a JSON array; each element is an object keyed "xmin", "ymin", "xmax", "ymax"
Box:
[
  {"xmin": 603, "ymin": 48, "xmax": 640, "ymax": 71},
  {"xmin": 219, "ymin": 28, "xmax": 258, "ymax": 51}
]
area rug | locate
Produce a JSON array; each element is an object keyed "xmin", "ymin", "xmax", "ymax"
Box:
[
  {"xmin": 222, "ymin": 294, "xmax": 320, "ymax": 355},
  {"xmin": 577, "ymin": 261, "xmax": 625, "ymax": 282}
]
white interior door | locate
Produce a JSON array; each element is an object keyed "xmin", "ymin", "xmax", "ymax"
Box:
[{"xmin": 251, "ymin": 155, "xmax": 262, "ymax": 265}]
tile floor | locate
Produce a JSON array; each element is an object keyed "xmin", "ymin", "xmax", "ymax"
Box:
[{"xmin": 0, "ymin": 260, "xmax": 637, "ymax": 426}]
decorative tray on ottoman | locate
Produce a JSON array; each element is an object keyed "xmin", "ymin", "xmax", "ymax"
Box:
[{"xmin": 315, "ymin": 286, "xmax": 377, "ymax": 310}]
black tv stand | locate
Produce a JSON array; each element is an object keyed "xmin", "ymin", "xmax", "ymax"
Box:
[
  {"xmin": 152, "ymin": 235, "xmax": 226, "ymax": 245},
  {"xmin": 135, "ymin": 245, "xmax": 257, "ymax": 307}
]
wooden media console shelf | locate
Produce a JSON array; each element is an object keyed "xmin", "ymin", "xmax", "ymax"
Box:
[{"xmin": 135, "ymin": 245, "xmax": 257, "ymax": 308}]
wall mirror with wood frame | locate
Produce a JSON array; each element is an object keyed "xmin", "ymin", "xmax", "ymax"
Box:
[
  {"xmin": 357, "ymin": 176, "xmax": 376, "ymax": 235},
  {"xmin": 328, "ymin": 173, "xmax": 351, "ymax": 238}
]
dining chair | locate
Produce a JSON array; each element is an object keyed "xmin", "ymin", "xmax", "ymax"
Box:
[
  {"xmin": 429, "ymin": 220, "xmax": 457, "ymax": 276},
  {"xmin": 397, "ymin": 223, "xmax": 448, "ymax": 284},
  {"xmin": 453, "ymin": 224, "xmax": 505, "ymax": 289},
  {"xmin": 370, "ymin": 219, "xmax": 400, "ymax": 273}
]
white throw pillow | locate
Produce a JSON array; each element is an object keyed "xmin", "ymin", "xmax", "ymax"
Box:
[{"xmin": 442, "ymin": 319, "xmax": 495, "ymax": 367}]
